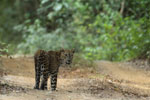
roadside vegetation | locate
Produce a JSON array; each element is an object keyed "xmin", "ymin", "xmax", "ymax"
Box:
[{"xmin": 0, "ymin": 0, "xmax": 150, "ymax": 61}]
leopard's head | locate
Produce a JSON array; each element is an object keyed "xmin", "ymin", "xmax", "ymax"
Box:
[{"xmin": 60, "ymin": 49, "xmax": 75, "ymax": 65}]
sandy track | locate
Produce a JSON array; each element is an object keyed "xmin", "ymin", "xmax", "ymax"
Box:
[{"xmin": 0, "ymin": 57, "xmax": 150, "ymax": 100}]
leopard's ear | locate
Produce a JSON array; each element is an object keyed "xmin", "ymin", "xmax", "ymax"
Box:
[
  {"xmin": 56, "ymin": 52, "xmax": 61, "ymax": 57},
  {"xmin": 60, "ymin": 48, "xmax": 65, "ymax": 52}
]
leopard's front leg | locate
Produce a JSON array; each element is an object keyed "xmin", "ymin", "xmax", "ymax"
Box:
[{"xmin": 34, "ymin": 57, "xmax": 41, "ymax": 89}]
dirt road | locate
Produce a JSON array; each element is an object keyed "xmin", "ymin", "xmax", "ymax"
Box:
[{"xmin": 0, "ymin": 57, "xmax": 150, "ymax": 100}]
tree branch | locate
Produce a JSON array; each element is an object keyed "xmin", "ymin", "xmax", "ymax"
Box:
[{"xmin": 120, "ymin": 0, "xmax": 125, "ymax": 15}]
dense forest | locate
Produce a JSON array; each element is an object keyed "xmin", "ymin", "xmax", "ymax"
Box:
[{"xmin": 0, "ymin": 0, "xmax": 150, "ymax": 61}]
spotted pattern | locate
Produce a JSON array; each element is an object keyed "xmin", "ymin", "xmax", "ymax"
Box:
[{"xmin": 34, "ymin": 49, "xmax": 75, "ymax": 91}]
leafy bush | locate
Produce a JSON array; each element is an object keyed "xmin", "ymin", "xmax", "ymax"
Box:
[
  {"xmin": 16, "ymin": 20, "xmax": 72, "ymax": 54},
  {"xmin": 0, "ymin": 42, "xmax": 9, "ymax": 57},
  {"xmin": 1, "ymin": 0, "xmax": 150, "ymax": 61}
]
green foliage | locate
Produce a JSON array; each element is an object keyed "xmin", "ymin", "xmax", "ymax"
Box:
[
  {"xmin": 0, "ymin": 41, "xmax": 9, "ymax": 57},
  {"xmin": 97, "ymin": 18, "xmax": 150, "ymax": 61},
  {"xmin": 16, "ymin": 19, "xmax": 71, "ymax": 54},
  {"xmin": 1, "ymin": 0, "xmax": 150, "ymax": 61},
  {"xmin": 124, "ymin": 0, "xmax": 150, "ymax": 19},
  {"xmin": 0, "ymin": 0, "xmax": 23, "ymax": 44}
]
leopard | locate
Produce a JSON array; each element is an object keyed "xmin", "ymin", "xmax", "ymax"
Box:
[{"xmin": 34, "ymin": 49, "xmax": 75, "ymax": 91}]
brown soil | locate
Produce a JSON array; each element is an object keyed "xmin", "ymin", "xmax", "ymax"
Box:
[{"xmin": 0, "ymin": 57, "xmax": 150, "ymax": 100}]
